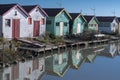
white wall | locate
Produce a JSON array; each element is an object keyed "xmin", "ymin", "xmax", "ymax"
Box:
[
  {"xmin": 19, "ymin": 60, "xmax": 32, "ymax": 80},
  {"xmin": 111, "ymin": 19, "xmax": 118, "ymax": 33},
  {"xmin": 3, "ymin": 67, "xmax": 12, "ymax": 80},
  {"xmin": 18, "ymin": 57, "xmax": 45, "ymax": 80},
  {"xmin": 3, "ymin": 6, "xmax": 32, "ymax": 38},
  {"xmin": 29, "ymin": 58, "xmax": 45, "ymax": 80},
  {"xmin": 0, "ymin": 72, "xmax": 3, "ymax": 80},
  {"xmin": 29, "ymin": 7, "xmax": 46, "ymax": 36},
  {"xmin": 0, "ymin": 16, "xmax": 2, "ymax": 37}
]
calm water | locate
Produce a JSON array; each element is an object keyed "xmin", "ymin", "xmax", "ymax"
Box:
[{"xmin": 1, "ymin": 42, "xmax": 120, "ymax": 80}]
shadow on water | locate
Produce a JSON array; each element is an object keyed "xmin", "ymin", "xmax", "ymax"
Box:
[{"xmin": 1, "ymin": 41, "xmax": 120, "ymax": 80}]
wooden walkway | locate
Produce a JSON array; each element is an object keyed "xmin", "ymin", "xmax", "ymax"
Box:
[
  {"xmin": 18, "ymin": 39, "xmax": 113, "ymax": 53},
  {"xmin": 19, "ymin": 44, "xmax": 66, "ymax": 52},
  {"xmin": 17, "ymin": 39, "xmax": 45, "ymax": 47}
]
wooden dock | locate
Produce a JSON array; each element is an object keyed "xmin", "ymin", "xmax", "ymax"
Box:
[
  {"xmin": 19, "ymin": 44, "xmax": 66, "ymax": 53},
  {"xmin": 18, "ymin": 39, "xmax": 115, "ymax": 53}
]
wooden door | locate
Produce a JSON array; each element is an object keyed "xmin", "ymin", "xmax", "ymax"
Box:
[
  {"xmin": 11, "ymin": 64, "xmax": 19, "ymax": 80},
  {"xmin": 12, "ymin": 19, "xmax": 20, "ymax": 38},
  {"xmin": 60, "ymin": 22, "xmax": 64, "ymax": 36},
  {"xmin": 33, "ymin": 21, "xmax": 40, "ymax": 37},
  {"xmin": 77, "ymin": 23, "xmax": 81, "ymax": 34},
  {"xmin": 33, "ymin": 58, "xmax": 39, "ymax": 71}
]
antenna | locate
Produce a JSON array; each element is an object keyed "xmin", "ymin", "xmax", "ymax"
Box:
[
  {"xmin": 56, "ymin": 2, "xmax": 62, "ymax": 8},
  {"xmin": 84, "ymin": 13, "xmax": 87, "ymax": 15},
  {"xmin": 112, "ymin": 9, "xmax": 115, "ymax": 16},
  {"xmin": 80, "ymin": 9, "xmax": 82, "ymax": 13},
  {"xmin": 91, "ymin": 8, "xmax": 95, "ymax": 15}
]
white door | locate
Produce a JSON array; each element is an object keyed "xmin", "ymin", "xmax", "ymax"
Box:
[
  {"xmin": 77, "ymin": 23, "xmax": 81, "ymax": 34},
  {"xmin": 109, "ymin": 43, "xmax": 116, "ymax": 57},
  {"xmin": 59, "ymin": 54, "xmax": 63, "ymax": 64},
  {"xmin": 60, "ymin": 22, "xmax": 64, "ymax": 36}
]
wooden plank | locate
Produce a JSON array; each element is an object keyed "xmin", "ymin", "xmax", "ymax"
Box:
[{"xmin": 17, "ymin": 39, "xmax": 45, "ymax": 47}]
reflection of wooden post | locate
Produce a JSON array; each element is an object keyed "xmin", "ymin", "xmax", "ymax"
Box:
[
  {"xmin": 2, "ymin": 42, "xmax": 4, "ymax": 50},
  {"xmin": 44, "ymin": 46, "xmax": 45, "ymax": 54},
  {"xmin": 85, "ymin": 42, "xmax": 88, "ymax": 48},
  {"xmin": 51, "ymin": 46, "xmax": 53, "ymax": 53},
  {"xmin": 58, "ymin": 45, "xmax": 60, "ymax": 53},
  {"xmin": 77, "ymin": 44, "xmax": 78, "ymax": 49},
  {"xmin": 71, "ymin": 44, "xmax": 73, "ymax": 49}
]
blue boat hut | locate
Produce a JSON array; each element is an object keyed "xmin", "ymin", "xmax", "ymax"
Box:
[{"xmin": 96, "ymin": 16, "xmax": 119, "ymax": 34}]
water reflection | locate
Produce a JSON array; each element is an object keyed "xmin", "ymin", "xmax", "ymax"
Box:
[
  {"xmin": 0, "ymin": 57, "xmax": 45, "ymax": 80},
  {"xmin": 69, "ymin": 48, "xmax": 86, "ymax": 69},
  {"xmin": 1, "ymin": 42, "xmax": 120, "ymax": 80},
  {"xmin": 45, "ymin": 50, "xmax": 70, "ymax": 77},
  {"xmin": 99, "ymin": 42, "xmax": 118, "ymax": 58}
]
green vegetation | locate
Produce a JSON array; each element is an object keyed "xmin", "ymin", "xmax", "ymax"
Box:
[{"xmin": 36, "ymin": 32, "xmax": 65, "ymax": 45}]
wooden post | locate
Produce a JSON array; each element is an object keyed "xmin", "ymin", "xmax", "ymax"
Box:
[
  {"xmin": 58, "ymin": 44, "xmax": 60, "ymax": 53},
  {"xmin": 44, "ymin": 46, "xmax": 45, "ymax": 54},
  {"xmin": 51, "ymin": 46, "xmax": 53, "ymax": 53},
  {"xmin": 65, "ymin": 45, "xmax": 67, "ymax": 52},
  {"xmin": 85, "ymin": 42, "xmax": 88, "ymax": 48},
  {"xmin": 77, "ymin": 44, "xmax": 79, "ymax": 49}
]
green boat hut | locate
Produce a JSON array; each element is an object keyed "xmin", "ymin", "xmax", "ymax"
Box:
[
  {"xmin": 69, "ymin": 48, "xmax": 86, "ymax": 69},
  {"xmin": 45, "ymin": 51, "xmax": 70, "ymax": 77},
  {"xmin": 70, "ymin": 13, "xmax": 87, "ymax": 35},
  {"xmin": 43, "ymin": 8, "xmax": 72, "ymax": 36},
  {"xmin": 81, "ymin": 48, "xmax": 97, "ymax": 63},
  {"xmin": 84, "ymin": 15, "xmax": 99, "ymax": 31}
]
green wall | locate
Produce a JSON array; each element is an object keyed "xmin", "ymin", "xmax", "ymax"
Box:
[
  {"xmin": 72, "ymin": 16, "xmax": 86, "ymax": 34},
  {"xmin": 88, "ymin": 18, "xmax": 98, "ymax": 31},
  {"xmin": 46, "ymin": 17, "xmax": 55, "ymax": 34},
  {"xmin": 55, "ymin": 11, "xmax": 70, "ymax": 36},
  {"xmin": 46, "ymin": 11, "xmax": 70, "ymax": 36},
  {"xmin": 53, "ymin": 52, "xmax": 68, "ymax": 74}
]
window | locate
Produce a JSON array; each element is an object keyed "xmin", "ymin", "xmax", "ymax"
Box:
[
  {"xmin": 5, "ymin": 19, "xmax": 11, "ymax": 27},
  {"xmin": 91, "ymin": 24, "xmax": 93, "ymax": 27},
  {"xmin": 64, "ymin": 22, "xmax": 67, "ymax": 26},
  {"xmin": 46, "ymin": 20, "xmax": 52, "ymax": 25},
  {"xmin": 14, "ymin": 11, "xmax": 17, "ymax": 16},
  {"xmin": 24, "ymin": 78, "xmax": 30, "ymax": 80},
  {"xmin": 89, "ymin": 24, "xmax": 91, "ymax": 26},
  {"xmin": 28, "ymin": 17, "xmax": 32, "ymax": 24},
  {"xmin": 55, "ymin": 60, "xmax": 58, "ymax": 64},
  {"xmin": 4, "ymin": 73, "xmax": 10, "ymax": 80},
  {"xmin": 94, "ymin": 24, "xmax": 96, "ymax": 27},
  {"xmin": 63, "ymin": 58, "xmax": 67, "ymax": 63},
  {"xmin": 56, "ymin": 22, "xmax": 59, "ymax": 26},
  {"xmin": 39, "ymin": 65, "xmax": 44, "ymax": 71},
  {"xmin": 113, "ymin": 23, "xmax": 115, "ymax": 27},
  {"xmin": 41, "ymin": 18, "xmax": 45, "ymax": 25}
]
